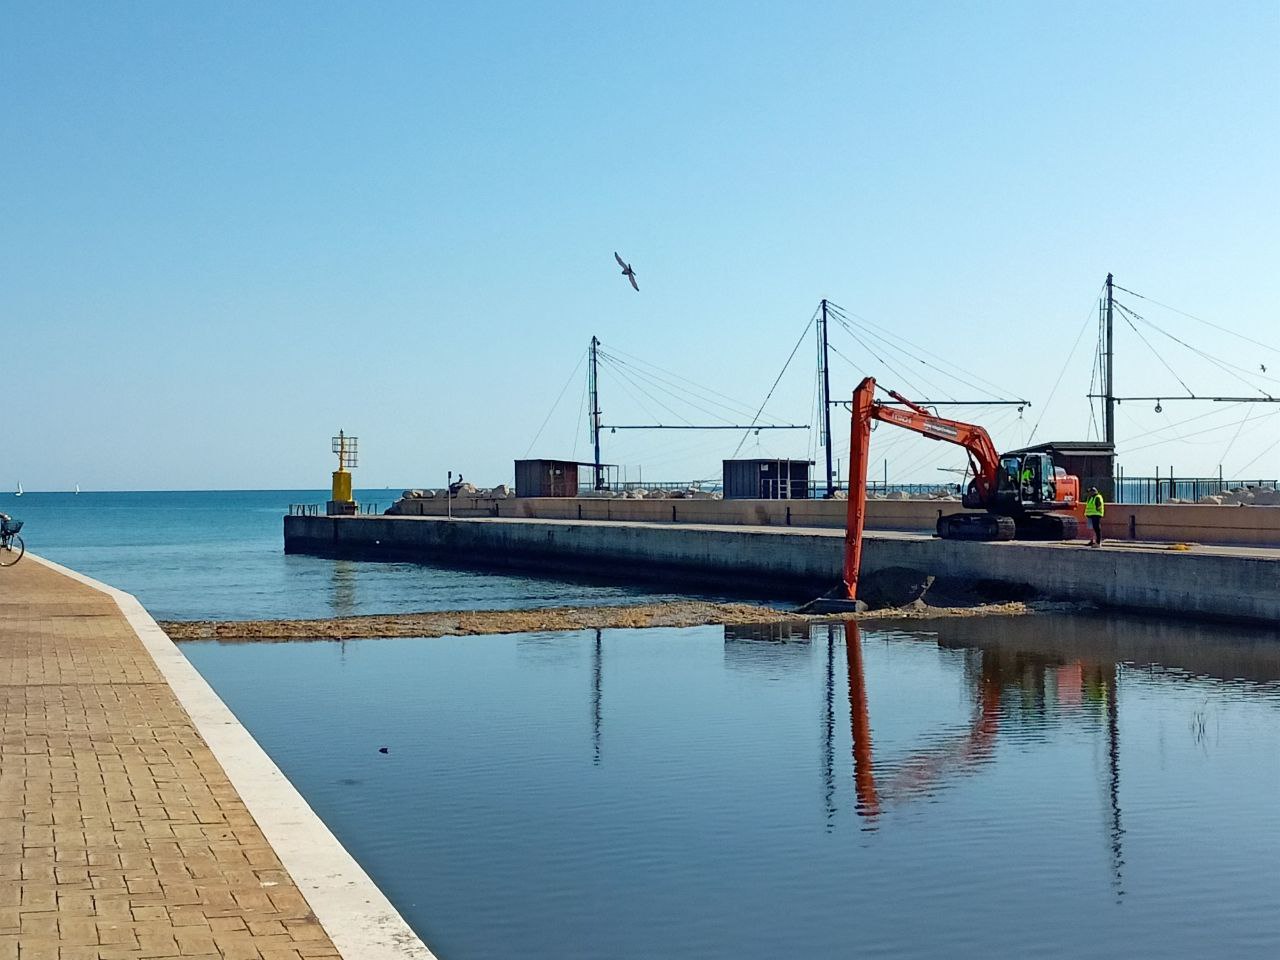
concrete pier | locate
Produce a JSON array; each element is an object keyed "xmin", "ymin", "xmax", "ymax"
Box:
[
  {"xmin": 0, "ymin": 556, "xmax": 435, "ymax": 960},
  {"xmin": 285, "ymin": 514, "xmax": 1280, "ymax": 626}
]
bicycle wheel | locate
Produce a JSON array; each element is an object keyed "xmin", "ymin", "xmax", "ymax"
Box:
[{"xmin": 0, "ymin": 535, "xmax": 23, "ymax": 566}]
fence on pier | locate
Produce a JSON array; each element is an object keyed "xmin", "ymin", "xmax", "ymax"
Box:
[
  {"xmin": 1084, "ymin": 476, "xmax": 1278, "ymax": 505},
  {"xmin": 288, "ymin": 502, "xmax": 383, "ymax": 517}
]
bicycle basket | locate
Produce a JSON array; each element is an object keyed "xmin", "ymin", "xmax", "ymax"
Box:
[{"xmin": 1, "ymin": 519, "xmax": 22, "ymax": 536}]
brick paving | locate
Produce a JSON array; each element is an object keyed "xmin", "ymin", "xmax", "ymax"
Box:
[{"xmin": 0, "ymin": 560, "xmax": 341, "ymax": 960}]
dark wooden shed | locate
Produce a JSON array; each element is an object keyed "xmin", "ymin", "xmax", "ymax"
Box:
[
  {"xmin": 722, "ymin": 459, "xmax": 813, "ymax": 500},
  {"xmin": 514, "ymin": 459, "xmax": 580, "ymax": 498}
]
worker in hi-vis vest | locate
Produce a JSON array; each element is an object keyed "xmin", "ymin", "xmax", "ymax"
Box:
[{"xmin": 1085, "ymin": 486, "xmax": 1105, "ymax": 547}]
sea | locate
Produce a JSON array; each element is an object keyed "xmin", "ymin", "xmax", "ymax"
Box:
[{"xmin": 2, "ymin": 489, "xmax": 680, "ymax": 620}]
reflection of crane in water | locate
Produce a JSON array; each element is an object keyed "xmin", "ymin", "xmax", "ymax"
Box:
[
  {"xmin": 835, "ymin": 621, "xmax": 1124, "ymax": 892},
  {"xmin": 591, "ymin": 628, "xmax": 603, "ymax": 765}
]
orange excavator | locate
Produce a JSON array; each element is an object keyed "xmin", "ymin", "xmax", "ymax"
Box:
[{"xmin": 843, "ymin": 376, "xmax": 1084, "ymax": 598}]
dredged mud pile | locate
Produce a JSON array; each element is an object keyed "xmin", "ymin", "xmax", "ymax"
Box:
[{"xmin": 161, "ymin": 594, "xmax": 1057, "ymax": 643}]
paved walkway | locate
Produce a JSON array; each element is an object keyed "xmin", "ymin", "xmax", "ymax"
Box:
[{"xmin": 0, "ymin": 559, "xmax": 341, "ymax": 960}]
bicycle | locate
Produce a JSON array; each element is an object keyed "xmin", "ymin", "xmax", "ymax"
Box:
[{"xmin": 0, "ymin": 515, "xmax": 24, "ymax": 566}]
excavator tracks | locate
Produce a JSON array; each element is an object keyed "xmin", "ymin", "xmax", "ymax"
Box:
[
  {"xmin": 936, "ymin": 512, "xmax": 1078, "ymax": 542},
  {"xmin": 936, "ymin": 513, "xmax": 1016, "ymax": 541}
]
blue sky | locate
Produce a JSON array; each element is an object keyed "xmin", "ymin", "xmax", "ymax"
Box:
[{"xmin": 3, "ymin": 1, "xmax": 1277, "ymax": 490}]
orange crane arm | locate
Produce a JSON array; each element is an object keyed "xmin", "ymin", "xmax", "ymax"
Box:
[{"xmin": 842, "ymin": 376, "xmax": 1002, "ymax": 599}]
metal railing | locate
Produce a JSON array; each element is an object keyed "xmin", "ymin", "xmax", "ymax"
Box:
[
  {"xmin": 1087, "ymin": 476, "xmax": 1280, "ymax": 505},
  {"xmin": 581, "ymin": 480, "xmax": 718, "ymax": 494},
  {"xmin": 288, "ymin": 502, "xmax": 383, "ymax": 516}
]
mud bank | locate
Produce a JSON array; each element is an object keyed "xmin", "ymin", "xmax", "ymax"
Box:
[{"xmin": 161, "ymin": 597, "xmax": 1064, "ymax": 642}]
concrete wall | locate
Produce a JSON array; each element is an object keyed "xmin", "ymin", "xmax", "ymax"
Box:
[
  {"xmin": 388, "ymin": 496, "xmax": 978, "ymax": 532},
  {"xmin": 386, "ymin": 495, "xmax": 1280, "ymax": 547},
  {"xmin": 1100, "ymin": 503, "xmax": 1280, "ymax": 547},
  {"xmin": 285, "ymin": 515, "xmax": 1280, "ymax": 626}
]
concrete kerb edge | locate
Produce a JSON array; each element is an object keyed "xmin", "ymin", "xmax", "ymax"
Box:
[{"xmin": 28, "ymin": 553, "xmax": 438, "ymax": 960}]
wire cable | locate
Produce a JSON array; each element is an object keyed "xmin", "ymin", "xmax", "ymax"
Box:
[
  {"xmin": 1112, "ymin": 284, "xmax": 1280, "ymax": 356},
  {"xmin": 524, "ymin": 350, "xmax": 587, "ymax": 458},
  {"xmin": 1115, "ymin": 299, "xmax": 1277, "ymax": 396},
  {"xmin": 1113, "ymin": 301, "xmax": 1196, "ymax": 397},
  {"xmin": 1028, "ymin": 281, "xmax": 1107, "ymax": 444},
  {"xmin": 729, "ymin": 309, "xmax": 817, "ymax": 459},
  {"xmin": 598, "ymin": 351, "xmax": 742, "ymax": 424},
  {"xmin": 824, "ymin": 300, "xmax": 1013, "ymax": 399},
  {"xmin": 1234, "ymin": 428, "xmax": 1280, "ymax": 475}
]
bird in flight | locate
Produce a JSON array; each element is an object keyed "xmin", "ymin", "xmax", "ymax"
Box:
[
  {"xmin": 614, "ymin": 252, "xmax": 639, "ymax": 291},
  {"xmin": 1261, "ymin": 364, "xmax": 1268, "ymax": 373}
]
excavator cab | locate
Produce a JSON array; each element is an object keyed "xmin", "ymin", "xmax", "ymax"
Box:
[{"xmin": 993, "ymin": 452, "xmax": 1056, "ymax": 507}]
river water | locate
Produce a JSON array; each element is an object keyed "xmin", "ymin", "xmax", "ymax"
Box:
[{"xmin": 183, "ymin": 613, "xmax": 1280, "ymax": 960}]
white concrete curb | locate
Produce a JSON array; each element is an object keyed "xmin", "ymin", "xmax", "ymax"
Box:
[{"xmin": 30, "ymin": 554, "xmax": 438, "ymax": 960}]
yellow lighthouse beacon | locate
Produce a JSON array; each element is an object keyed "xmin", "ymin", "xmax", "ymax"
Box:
[{"xmin": 327, "ymin": 430, "xmax": 359, "ymax": 516}]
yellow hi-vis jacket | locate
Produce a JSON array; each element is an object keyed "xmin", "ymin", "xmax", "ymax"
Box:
[{"xmin": 1085, "ymin": 493, "xmax": 1105, "ymax": 517}]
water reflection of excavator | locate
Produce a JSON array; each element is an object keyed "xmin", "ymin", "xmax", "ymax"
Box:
[
  {"xmin": 846, "ymin": 376, "xmax": 1084, "ymax": 542},
  {"xmin": 843, "ymin": 622, "xmax": 1000, "ymax": 819},
  {"xmin": 839, "ymin": 620, "xmax": 1124, "ymax": 895}
]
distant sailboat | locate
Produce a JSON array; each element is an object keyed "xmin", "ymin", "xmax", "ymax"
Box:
[
  {"xmin": 74, "ymin": 484, "xmax": 81, "ymax": 495},
  {"xmin": 14, "ymin": 482, "xmax": 22, "ymax": 497}
]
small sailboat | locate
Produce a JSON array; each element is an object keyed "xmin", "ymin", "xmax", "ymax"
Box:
[
  {"xmin": 14, "ymin": 482, "xmax": 22, "ymax": 497},
  {"xmin": 74, "ymin": 483, "xmax": 80, "ymax": 495}
]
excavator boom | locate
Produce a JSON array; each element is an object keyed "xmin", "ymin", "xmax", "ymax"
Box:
[{"xmin": 841, "ymin": 376, "xmax": 1079, "ymax": 601}]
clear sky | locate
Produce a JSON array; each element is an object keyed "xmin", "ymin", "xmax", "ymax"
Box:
[{"xmin": 3, "ymin": 1, "xmax": 1277, "ymax": 491}]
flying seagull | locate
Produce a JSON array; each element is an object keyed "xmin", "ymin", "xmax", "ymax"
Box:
[{"xmin": 614, "ymin": 252, "xmax": 639, "ymax": 291}]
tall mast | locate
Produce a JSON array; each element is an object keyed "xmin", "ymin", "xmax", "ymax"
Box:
[
  {"xmin": 819, "ymin": 299, "xmax": 834, "ymax": 497},
  {"xmin": 1104, "ymin": 273, "xmax": 1115, "ymax": 446},
  {"xmin": 590, "ymin": 335, "xmax": 603, "ymax": 489}
]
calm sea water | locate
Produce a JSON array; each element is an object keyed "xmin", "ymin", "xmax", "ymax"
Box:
[
  {"xmin": 184, "ymin": 614, "xmax": 1280, "ymax": 960},
  {"xmin": 3, "ymin": 490, "xmax": 692, "ymax": 620}
]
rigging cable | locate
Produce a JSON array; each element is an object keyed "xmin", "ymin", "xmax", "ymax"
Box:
[
  {"xmin": 1116, "ymin": 408, "xmax": 1277, "ymax": 456},
  {"xmin": 1219, "ymin": 405, "xmax": 1256, "ymax": 465},
  {"xmin": 598, "ymin": 353, "xmax": 695, "ymax": 425},
  {"xmin": 828, "ymin": 331, "xmax": 932, "ymax": 400},
  {"xmin": 829, "ymin": 313, "xmax": 958, "ymax": 400},
  {"xmin": 599, "ymin": 345, "xmax": 765, "ymax": 418},
  {"xmin": 729, "ymin": 309, "xmax": 818, "ymax": 460},
  {"xmin": 1114, "ymin": 300, "xmax": 1277, "ymax": 395},
  {"xmin": 1234, "ymin": 428, "xmax": 1280, "ymax": 475},
  {"xmin": 1111, "ymin": 284, "xmax": 1280, "ymax": 356},
  {"xmin": 524, "ymin": 350, "xmax": 587, "ymax": 458},
  {"xmin": 1027, "ymin": 280, "xmax": 1106, "ymax": 444},
  {"xmin": 824, "ymin": 300, "xmax": 1012, "ymax": 399},
  {"xmin": 598, "ymin": 350, "xmax": 744, "ymax": 423},
  {"xmin": 571, "ymin": 361, "xmax": 589, "ymax": 459},
  {"xmin": 1112, "ymin": 301, "xmax": 1196, "ymax": 397}
]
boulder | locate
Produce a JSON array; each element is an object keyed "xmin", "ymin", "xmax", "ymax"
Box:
[
  {"xmin": 1196, "ymin": 495, "xmax": 1223, "ymax": 505},
  {"xmin": 490, "ymin": 484, "xmax": 513, "ymax": 499}
]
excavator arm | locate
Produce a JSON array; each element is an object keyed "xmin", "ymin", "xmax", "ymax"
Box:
[{"xmin": 842, "ymin": 376, "xmax": 1003, "ymax": 599}]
